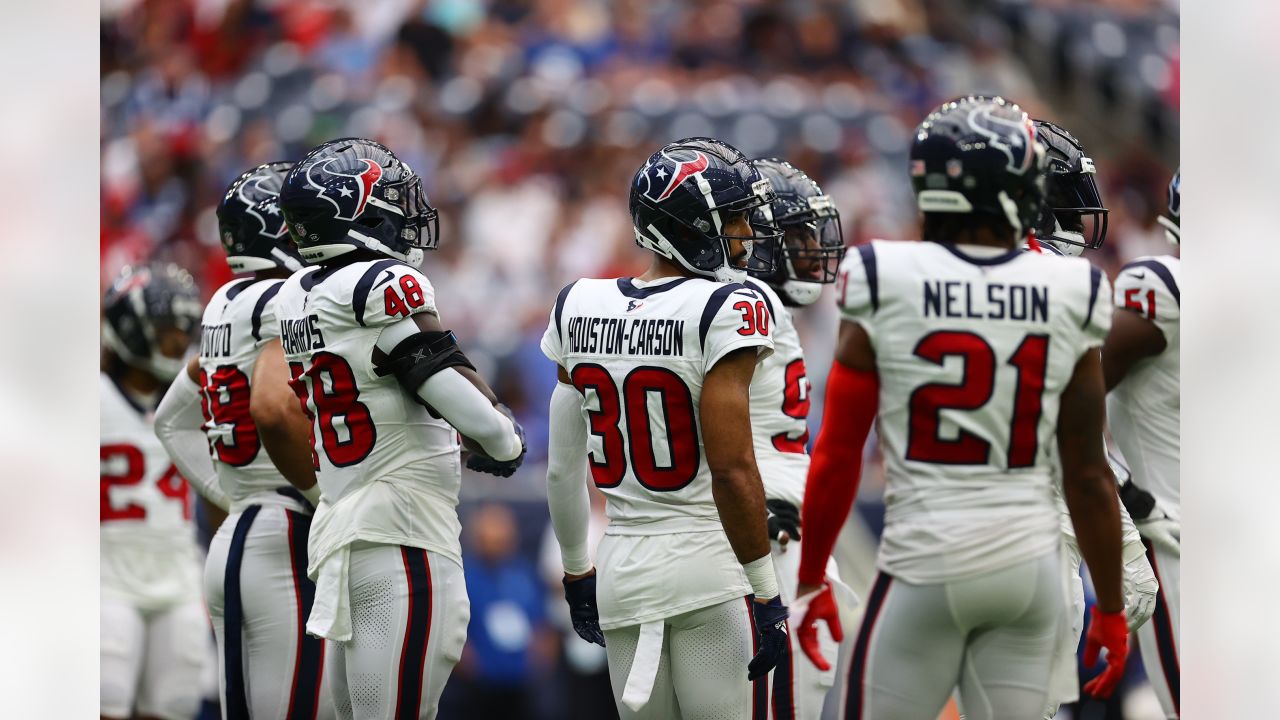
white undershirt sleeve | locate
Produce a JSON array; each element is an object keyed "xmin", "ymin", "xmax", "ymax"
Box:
[
  {"xmin": 375, "ymin": 317, "xmax": 522, "ymax": 462},
  {"xmin": 546, "ymin": 381, "xmax": 592, "ymax": 575},
  {"xmin": 417, "ymin": 369, "xmax": 522, "ymax": 461},
  {"xmin": 155, "ymin": 371, "xmax": 231, "ymax": 511}
]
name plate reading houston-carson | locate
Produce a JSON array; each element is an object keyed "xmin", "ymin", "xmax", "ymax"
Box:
[{"xmin": 565, "ymin": 317, "xmax": 686, "ymax": 357}]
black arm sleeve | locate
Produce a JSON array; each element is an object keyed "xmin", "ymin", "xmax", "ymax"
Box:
[{"xmin": 373, "ymin": 330, "xmax": 476, "ymax": 396}]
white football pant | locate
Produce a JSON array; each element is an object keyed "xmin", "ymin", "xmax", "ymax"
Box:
[
  {"xmin": 205, "ymin": 503, "xmax": 334, "ymax": 720},
  {"xmin": 326, "ymin": 542, "xmax": 469, "ymax": 720},
  {"xmin": 100, "ymin": 596, "xmax": 210, "ymax": 720},
  {"xmin": 845, "ymin": 552, "xmax": 1063, "ymax": 720},
  {"xmin": 603, "ymin": 596, "xmax": 762, "ymax": 719},
  {"xmin": 1136, "ymin": 540, "xmax": 1179, "ymax": 718}
]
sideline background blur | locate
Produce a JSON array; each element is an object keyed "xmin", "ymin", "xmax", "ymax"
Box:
[{"xmin": 94, "ymin": 0, "xmax": 1181, "ymax": 718}]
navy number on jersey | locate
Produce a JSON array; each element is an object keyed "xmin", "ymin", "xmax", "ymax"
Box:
[
  {"xmin": 288, "ymin": 353, "xmax": 377, "ymax": 467},
  {"xmin": 906, "ymin": 331, "xmax": 1049, "ymax": 467},
  {"xmin": 570, "ymin": 364, "xmax": 700, "ymax": 491}
]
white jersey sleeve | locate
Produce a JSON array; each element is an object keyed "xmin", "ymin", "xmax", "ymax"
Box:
[
  {"xmin": 835, "ymin": 244, "xmax": 881, "ymax": 342},
  {"xmin": 1112, "ymin": 256, "xmax": 1179, "ymax": 343},
  {"xmin": 700, "ymin": 283, "xmax": 775, "ymax": 373},
  {"xmin": 351, "ymin": 260, "xmax": 439, "ymax": 328}
]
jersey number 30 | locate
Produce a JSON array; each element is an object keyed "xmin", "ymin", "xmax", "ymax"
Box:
[
  {"xmin": 906, "ymin": 330, "xmax": 1049, "ymax": 467},
  {"xmin": 571, "ymin": 364, "xmax": 700, "ymax": 492}
]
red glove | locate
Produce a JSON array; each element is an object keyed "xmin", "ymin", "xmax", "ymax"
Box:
[
  {"xmin": 1082, "ymin": 606, "xmax": 1130, "ymax": 698},
  {"xmin": 795, "ymin": 583, "xmax": 844, "ymax": 672}
]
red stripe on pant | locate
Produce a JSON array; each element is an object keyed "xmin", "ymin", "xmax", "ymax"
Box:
[
  {"xmin": 845, "ymin": 572, "xmax": 892, "ymax": 720},
  {"xmin": 746, "ymin": 598, "xmax": 769, "ymax": 719},
  {"xmin": 395, "ymin": 547, "xmax": 434, "ymax": 720},
  {"xmin": 1145, "ymin": 540, "xmax": 1180, "ymax": 717}
]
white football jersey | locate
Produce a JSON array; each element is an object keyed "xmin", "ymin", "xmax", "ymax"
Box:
[
  {"xmin": 274, "ymin": 259, "xmax": 464, "ymax": 571},
  {"xmin": 837, "ymin": 241, "xmax": 1112, "ymax": 583},
  {"xmin": 100, "ymin": 374, "xmax": 202, "ymax": 609},
  {"xmin": 1107, "ymin": 255, "xmax": 1180, "ymax": 520},
  {"xmin": 197, "ymin": 277, "xmax": 308, "ymax": 511},
  {"xmin": 541, "ymin": 276, "xmax": 774, "ymax": 627},
  {"xmin": 743, "ymin": 279, "xmax": 810, "ymax": 508}
]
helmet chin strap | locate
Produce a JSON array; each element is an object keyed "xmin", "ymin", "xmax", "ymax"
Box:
[
  {"xmin": 996, "ymin": 191, "xmax": 1024, "ymax": 236},
  {"xmin": 780, "ymin": 279, "xmax": 822, "ymax": 305},
  {"xmin": 1157, "ymin": 216, "xmax": 1180, "ymax": 246}
]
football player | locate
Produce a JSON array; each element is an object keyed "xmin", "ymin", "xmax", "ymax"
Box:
[
  {"xmin": 101, "ymin": 263, "xmax": 210, "ymax": 720},
  {"xmin": 154, "ymin": 162, "xmax": 333, "ymax": 719},
  {"xmin": 1103, "ymin": 168, "xmax": 1181, "ymax": 718},
  {"xmin": 542, "ymin": 137, "xmax": 790, "ymax": 719},
  {"xmin": 744, "ymin": 157, "xmax": 856, "ymax": 720},
  {"xmin": 1012, "ymin": 119, "xmax": 1160, "ymax": 720},
  {"xmin": 791, "ymin": 96, "xmax": 1129, "ymax": 719},
  {"xmin": 259, "ymin": 137, "xmax": 526, "ymax": 719}
]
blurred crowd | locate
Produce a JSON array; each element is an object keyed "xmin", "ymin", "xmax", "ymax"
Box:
[{"xmin": 101, "ymin": 1, "xmax": 1178, "ymax": 717}]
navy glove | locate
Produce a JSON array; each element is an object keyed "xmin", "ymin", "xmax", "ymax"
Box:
[
  {"xmin": 747, "ymin": 595, "xmax": 790, "ymax": 681},
  {"xmin": 465, "ymin": 405, "xmax": 527, "ymax": 477},
  {"xmin": 766, "ymin": 498, "xmax": 801, "ymax": 545},
  {"xmin": 563, "ymin": 573, "xmax": 606, "ymax": 647}
]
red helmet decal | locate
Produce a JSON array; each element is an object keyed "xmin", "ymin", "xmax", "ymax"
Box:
[
  {"xmin": 639, "ymin": 149, "xmax": 710, "ymax": 204},
  {"xmin": 307, "ymin": 157, "xmax": 385, "ymax": 221}
]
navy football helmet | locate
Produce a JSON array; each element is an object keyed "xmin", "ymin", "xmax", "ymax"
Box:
[
  {"xmin": 911, "ymin": 96, "xmax": 1047, "ymax": 237},
  {"xmin": 102, "ymin": 264, "xmax": 202, "ymax": 382},
  {"xmin": 217, "ymin": 162, "xmax": 305, "ymax": 273},
  {"xmin": 629, "ymin": 137, "xmax": 779, "ymax": 283},
  {"xmin": 280, "ymin": 138, "xmax": 439, "ymax": 266},
  {"xmin": 1031, "ymin": 120, "xmax": 1108, "ymax": 256},
  {"xmin": 748, "ymin": 158, "xmax": 846, "ymax": 306},
  {"xmin": 1157, "ymin": 167, "xmax": 1180, "ymax": 246}
]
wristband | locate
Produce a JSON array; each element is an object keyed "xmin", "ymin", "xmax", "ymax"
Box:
[
  {"xmin": 743, "ymin": 554, "xmax": 779, "ymax": 600},
  {"xmin": 300, "ymin": 482, "xmax": 322, "ymax": 507}
]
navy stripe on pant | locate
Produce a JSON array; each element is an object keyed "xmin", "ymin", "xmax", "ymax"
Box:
[
  {"xmin": 395, "ymin": 547, "xmax": 433, "ymax": 720},
  {"xmin": 285, "ymin": 510, "xmax": 324, "ymax": 720},
  {"xmin": 746, "ymin": 598, "xmax": 768, "ymax": 720},
  {"xmin": 770, "ymin": 616, "xmax": 796, "ymax": 720},
  {"xmin": 224, "ymin": 505, "xmax": 262, "ymax": 720},
  {"xmin": 1145, "ymin": 540, "xmax": 1180, "ymax": 716},
  {"xmin": 845, "ymin": 572, "xmax": 892, "ymax": 720}
]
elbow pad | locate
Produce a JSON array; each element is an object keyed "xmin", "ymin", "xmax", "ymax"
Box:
[{"xmin": 374, "ymin": 330, "xmax": 475, "ymax": 399}]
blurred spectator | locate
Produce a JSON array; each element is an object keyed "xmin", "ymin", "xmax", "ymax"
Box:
[
  {"xmin": 538, "ymin": 489, "xmax": 617, "ymax": 720},
  {"xmin": 455, "ymin": 503, "xmax": 555, "ymax": 718}
]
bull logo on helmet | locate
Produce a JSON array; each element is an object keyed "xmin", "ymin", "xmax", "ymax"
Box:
[
  {"xmin": 967, "ymin": 105, "xmax": 1038, "ymax": 175},
  {"xmin": 237, "ymin": 170, "xmax": 289, "ymax": 240},
  {"xmin": 637, "ymin": 149, "xmax": 710, "ymax": 204},
  {"xmin": 306, "ymin": 157, "xmax": 384, "ymax": 221}
]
